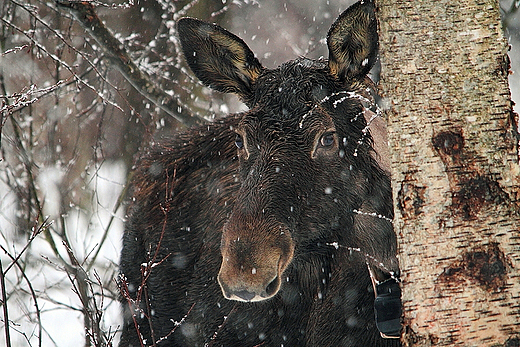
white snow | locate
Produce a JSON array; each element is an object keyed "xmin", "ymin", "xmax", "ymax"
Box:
[{"xmin": 0, "ymin": 160, "xmax": 126, "ymax": 347}]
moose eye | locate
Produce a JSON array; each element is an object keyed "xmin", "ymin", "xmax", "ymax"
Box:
[
  {"xmin": 311, "ymin": 130, "xmax": 337, "ymax": 159},
  {"xmin": 319, "ymin": 132, "xmax": 336, "ymax": 148},
  {"xmin": 235, "ymin": 133, "xmax": 244, "ymax": 149}
]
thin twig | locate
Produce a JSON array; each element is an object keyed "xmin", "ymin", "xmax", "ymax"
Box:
[
  {"xmin": 156, "ymin": 303, "xmax": 195, "ymax": 344},
  {"xmin": 7, "ymin": 115, "xmax": 63, "ymax": 260},
  {"xmin": 1, "ymin": 246, "xmax": 43, "ymax": 347},
  {"xmin": 2, "ymin": 217, "xmax": 51, "ymax": 275},
  {"xmin": 0, "ymin": 258, "xmax": 12, "ymax": 347},
  {"xmin": 205, "ymin": 304, "xmax": 237, "ymax": 347},
  {"xmin": 63, "ymin": 241, "xmax": 92, "ymax": 347},
  {"xmin": 87, "ymin": 170, "xmax": 134, "ymax": 272},
  {"xmin": 117, "ymin": 190, "xmax": 174, "ymax": 346},
  {"xmin": 0, "ymin": 17, "xmax": 123, "ymax": 114}
]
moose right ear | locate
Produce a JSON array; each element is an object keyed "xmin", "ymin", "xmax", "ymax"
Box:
[
  {"xmin": 327, "ymin": 0, "xmax": 378, "ymax": 81},
  {"xmin": 177, "ymin": 18, "xmax": 263, "ymax": 99}
]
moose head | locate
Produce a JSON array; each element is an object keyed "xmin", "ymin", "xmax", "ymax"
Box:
[{"xmin": 177, "ymin": 0, "xmax": 393, "ymax": 304}]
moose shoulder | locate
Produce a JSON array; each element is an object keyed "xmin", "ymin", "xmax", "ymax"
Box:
[{"xmin": 118, "ymin": 1, "xmax": 400, "ymax": 346}]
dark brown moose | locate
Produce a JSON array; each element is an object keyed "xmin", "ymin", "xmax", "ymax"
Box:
[{"xmin": 119, "ymin": 1, "xmax": 400, "ymax": 346}]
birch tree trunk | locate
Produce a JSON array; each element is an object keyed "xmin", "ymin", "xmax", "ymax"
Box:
[{"xmin": 376, "ymin": 0, "xmax": 520, "ymax": 346}]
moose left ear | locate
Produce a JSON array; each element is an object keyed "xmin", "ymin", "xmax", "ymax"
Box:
[
  {"xmin": 327, "ymin": 0, "xmax": 378, "ymax": 81},
  {"xmin": 177, "ymin": 18, "xmax": 263, "ymax": 99}
]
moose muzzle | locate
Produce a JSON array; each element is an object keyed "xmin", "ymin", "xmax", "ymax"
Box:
[{"xmin": 217, "ymin": 221, "xmax": 294, "ymax": 302}]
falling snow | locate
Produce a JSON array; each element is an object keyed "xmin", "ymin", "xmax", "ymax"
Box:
[{"xmin": 0, "ymin": 0, "xmax": 517, "ymax": 346}]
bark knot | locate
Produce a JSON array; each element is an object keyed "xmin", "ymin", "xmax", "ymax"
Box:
[{"xmin": 397, "ymin": 172, "xmax": 426, "ymax": 220}]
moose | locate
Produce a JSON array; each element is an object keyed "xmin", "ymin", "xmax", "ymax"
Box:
[{"xmin": 119, "ymin": 1, "xmax": 401, "ymax": 346}]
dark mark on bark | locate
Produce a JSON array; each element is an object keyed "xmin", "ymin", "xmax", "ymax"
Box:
[
  {"xmin": 496, "ymin": 53, "xmax": 511, "ymax": 78},
  {"xmin": 452, "ymin": 175, "xmax": 506, "ymax": 220},
  {"xmin": 432, "ymin": 130, "xmax": 464, "ymax": 157},
  {"xmin": 432, "ymin": 129, "xmax": 510, "ymax": 220},
  {"xmin": 401, "ymin": 323, "xmax": 422, "ymax": 345},
  {"xmin": 439, "ymin": 242, "xmax": 510, "ymax": 292},
  {"xmin": 501, "ymin": 336, "xmax": 520, "ymax": 347}
]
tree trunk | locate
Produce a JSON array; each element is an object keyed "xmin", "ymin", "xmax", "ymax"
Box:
[{"xmin": 376, "ymin": 0, "xmax": 520, "ymax": 346}]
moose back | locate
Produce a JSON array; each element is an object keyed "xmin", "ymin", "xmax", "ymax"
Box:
[{"xmin": 119, "ymin": 1, "xmax": 400, "ymax": 346}]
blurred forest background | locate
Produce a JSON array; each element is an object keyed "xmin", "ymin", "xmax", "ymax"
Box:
[{"xmin": 0, "ymin": 0, "xmax": 518, "ymax": 346}]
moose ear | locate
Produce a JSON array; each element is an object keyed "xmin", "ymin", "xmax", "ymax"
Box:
[
  {"xmin": 177, "ymin": 18, "xmax": 263, "ymax": 98},
  {"xmin": 327, "ymin": 0, "xmax": 378, "ymax": 81}
]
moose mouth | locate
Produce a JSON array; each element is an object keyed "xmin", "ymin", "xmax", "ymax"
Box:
[{"xmin": 218, "ymin": 274, "xmax": 281, "ymax": 302}]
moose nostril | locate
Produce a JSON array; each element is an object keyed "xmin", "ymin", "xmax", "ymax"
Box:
[
  {"xmin": 234, "ymin": 289, "xmax": 257, "ymax": 301},
  {"xmin": 265, "ymin": 276, "xmax": 280, "ymax": 297}
]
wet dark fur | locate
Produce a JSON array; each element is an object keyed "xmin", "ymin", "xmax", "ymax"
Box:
[{"xmin": 119, "ymin": 1, "xmax": 399, "ymax": 346}]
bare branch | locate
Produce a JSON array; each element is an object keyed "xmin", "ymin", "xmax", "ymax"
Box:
[
  {"xmin": 2, "ymin": 218, "xmax": 50, "ymax": 275},
  {"xmin": 63, "ymin": 242, "xmax": 115, "ymax": 347},
  {"xmin": 55, "ymin": 0, "xmax": 204, "ymax": 127},
  {"xmin": 0, "ymin": 16, "xmax": 124, "ymax": 114}
]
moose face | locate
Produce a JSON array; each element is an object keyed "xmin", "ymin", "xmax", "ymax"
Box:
[{"xmin": 177, "ymin": 0, "xmax": 380, "ymax": 302}]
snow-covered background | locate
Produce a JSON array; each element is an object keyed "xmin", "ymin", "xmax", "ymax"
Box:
[{"xmin": 0, "ymin": 0, "xmax": 518, "ymax": 346}]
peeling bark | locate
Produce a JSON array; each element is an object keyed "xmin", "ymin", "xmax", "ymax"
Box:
[{"xmin": 376, "ymin": 0, "xmax": 520, "ymax": 346}]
